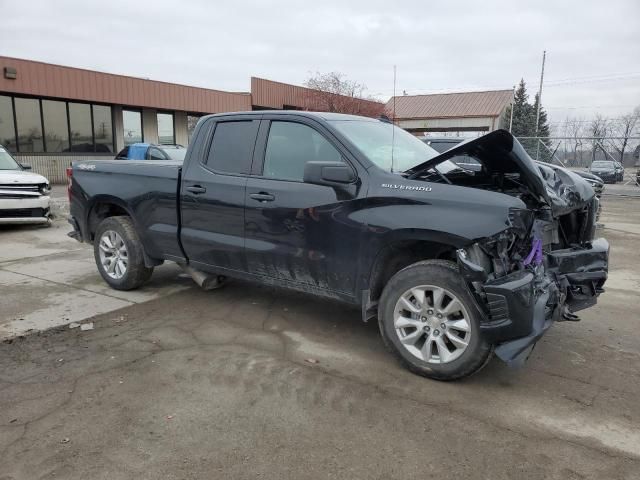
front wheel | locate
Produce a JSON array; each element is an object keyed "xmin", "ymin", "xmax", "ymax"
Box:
[
  {"xmin": 378, "ymin": 260, "xmax": 492, "ymax": 381},
  {"xmin": 93, "ymin": 216, "xmax": 153, "ymax": 290}
]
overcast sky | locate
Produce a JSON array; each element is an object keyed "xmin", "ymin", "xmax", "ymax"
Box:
[{"xmin": 2, "ymin": 0, "xmax": 639, "ymax": 127}]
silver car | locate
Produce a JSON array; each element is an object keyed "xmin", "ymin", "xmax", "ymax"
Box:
[{"xmin": 0, "ymin": 145, "xmax": 51, "ymax": 224}]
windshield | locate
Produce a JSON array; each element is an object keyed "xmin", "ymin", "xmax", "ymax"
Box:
[
  {"xmin": 164, "ymin": 148, "xmax": 187, "ymax": 161},
  {"xmin": 591, "ymin": 161, "xmax": 613, "ymax": 168},
  {"xmin": 0, "ymin": 146, "xmax": 21, "ymax": 170},
  {"xmin": 330, "ymin": 120, "xmax": 456, "ymax": 173}
]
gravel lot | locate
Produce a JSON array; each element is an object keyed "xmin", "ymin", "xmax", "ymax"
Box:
[{"xmin": 1, "ymin": 196, "xmax": 639, "ymax": 479}]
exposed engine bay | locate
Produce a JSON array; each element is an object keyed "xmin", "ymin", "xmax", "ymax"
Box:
[{"xmin": 406, "ymin": 130, "xmax": 609, "ymax": 365}]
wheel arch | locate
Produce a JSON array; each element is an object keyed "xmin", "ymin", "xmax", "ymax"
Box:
[
  {"xmin": 85, "ymin": 195, "xmax": 136, "ymax": 242},
  {"xmin": 363, "ymin": 229, "xmax": 470, "ymax": 307},
  {"xmin": 86, "ymin": 196, "xmax": 162, "ymax": 268}
]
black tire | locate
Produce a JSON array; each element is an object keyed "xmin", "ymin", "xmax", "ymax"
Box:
[
  {"xmin": 378, "ymin": 259, "xmax": 492, "ymax": 381},
  {"xmin": 93, "ymin": 216, "xmax": 153, "ymax": 291}
]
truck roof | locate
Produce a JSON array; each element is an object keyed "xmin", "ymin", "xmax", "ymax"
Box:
[{"xmin": 201, "ymin": 110, "xmax": 380, "ymax": 122}]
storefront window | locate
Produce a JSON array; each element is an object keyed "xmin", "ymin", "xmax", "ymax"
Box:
[
  {"xmin": 0, "ymin": 95, "xmax": 16, "ymax": 151},
  {"xmin": 157, "ymin": 112, "xmax": 174, "ymax": 144},
  {"xmin": 93, "ymin": 105, "xmax": 113, "ymax": 152},
  {"xmin": 1, "ymin": 95, "xmax": 115, "ymax": 153},
  {"xmin": 123, "ymin": 110, "xmax": 143, "ymax": 146},
  {"xmin": 187, "ymin": 114, "xmax": 201, "ymax": 141},
  {"xmin": 68, "ymin": 103, "xmax": 93, "ymax": 151},
  {"xmin": 14, "ymin": 98, "xmax": 43, "ymax": 152},
  {"xmin": 42, "ymin": 100, "xmax": 69, "ymax": 152}
]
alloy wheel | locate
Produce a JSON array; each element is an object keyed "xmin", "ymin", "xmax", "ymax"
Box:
[
  {"xmin": 393, "ymin": 285, "xmax": 471, "ymax": 364},
  {"xmin": 98, "ymin": 230, "xmax": 129, "ymax": 280}
]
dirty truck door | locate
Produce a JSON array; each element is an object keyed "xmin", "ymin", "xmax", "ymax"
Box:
[
  {"xmin": 180, "ymin": 118, "xmax": 260, "ymax": 272},
  {"xmin": 244, "ymin": 118, "xmax": 364, "ymax": 296}
]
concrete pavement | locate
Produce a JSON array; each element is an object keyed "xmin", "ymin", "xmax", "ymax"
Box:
[
  {"xmin": 1, "ymin": 197, "xmax": 640, "ymax": 479},
  {"xmin": 0, "ymin": 220, "xmax": 191, "ymax": 338}
]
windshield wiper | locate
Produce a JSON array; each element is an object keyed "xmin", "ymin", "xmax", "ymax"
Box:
[{"xmin": 408, "ymin": 167, "xmax": 452, "ymax": 185}]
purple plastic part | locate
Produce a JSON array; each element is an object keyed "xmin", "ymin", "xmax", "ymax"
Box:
[
  {"xmin": 534, "ymin": 239, "xmax": 543, "ymax": 265},
  {"xmin": 523, "ymin": 238, "xmax": 543, "ymax": 267}
]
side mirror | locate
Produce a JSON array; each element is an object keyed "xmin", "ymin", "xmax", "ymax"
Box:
[
  {"xmin": 303, "ymin": 161, "xmax": 356, "ymax": 187},
  {"xmin": 20, "ymin": 163, "xmax": 32, "ymax": 170}
]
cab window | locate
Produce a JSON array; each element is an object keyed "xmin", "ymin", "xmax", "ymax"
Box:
[{"xmin": 262, "ymin": 121, "xmax": 342, "ymax": 181}]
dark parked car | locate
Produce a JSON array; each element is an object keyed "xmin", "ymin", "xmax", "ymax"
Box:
[
  {"xmin": 420, "ymin": 137, "xmax": 483, "ymax": 171},
  {"xmin": 115, "ymin": 143, "xmax": 187, "ymax": 161},
  {"xmin": 422, "ymin": 137, "xmax": 466, "ymax": 153},
  {"xmin": 590, "ymin": 160, "xmax": 617, "ymax": 183},
  {"xmin": 574, "ymin": 171, "xmax": 604, "ymax": 198},
  {"xmin": 614, "ymin": 162, "xmax": 624, "ymax": 182},
  {"xmin": 68, "ymin": 112, "xmax": 608, "ymax": 381}
]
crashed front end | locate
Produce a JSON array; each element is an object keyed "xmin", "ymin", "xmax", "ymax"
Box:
[
  {"xmin": 457, "ymin": 200, "xmax": 608, "ymax": 365},
  {"xmin": 409, "ymin": 130, "xmax": 609, "ymax": 366}
]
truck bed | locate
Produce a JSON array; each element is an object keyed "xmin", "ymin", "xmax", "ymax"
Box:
[{"xmin": 70, "ymin": 160, "xmax": 184, "ymax": 261}]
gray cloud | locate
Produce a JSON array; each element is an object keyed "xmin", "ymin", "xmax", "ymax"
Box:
[{"xmin": 2, "ymin": 0, "xmax": 639, "ymax": 124}]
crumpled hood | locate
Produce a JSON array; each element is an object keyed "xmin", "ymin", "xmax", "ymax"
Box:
[
  {"xmin": 536, "ymin": 162, "xmax": 595, "ymax": 216},
  {"xmin": 0, "ymin": 169, "xmax": 49, "ymax": 185},
  {"xmin": 406, "ymin": 129, "xmax": 594, "ymax": 216}
]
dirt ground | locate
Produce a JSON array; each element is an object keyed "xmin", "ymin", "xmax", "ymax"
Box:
[{"xmin": 1, "ymin": 196, "xmax": 640, "ymax": 479}]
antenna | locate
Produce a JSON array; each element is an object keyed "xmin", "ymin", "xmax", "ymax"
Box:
[{"xmin": 391, "ymin": 65, "xmax": 397, "ymax": 173}]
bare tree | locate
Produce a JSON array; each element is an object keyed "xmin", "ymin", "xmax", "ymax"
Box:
[
  {"xmin": 563, "ymin": 117, "xmax": 586, "ymax": 167},
  {"xmin": 303, "ymin": 72, "xmax": 385, "ymax": 117},
  {"xmin": 589, "ymin": 114, "xmax": 609, "ymax": 163},
  {"xmin": 608, "ymin": 107, "xmax": 640, "ymax": 164}
]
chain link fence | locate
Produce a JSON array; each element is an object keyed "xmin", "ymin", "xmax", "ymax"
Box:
[{"xmin": 516, "ymin": 136, "xmax": 640, "ymax": 187}]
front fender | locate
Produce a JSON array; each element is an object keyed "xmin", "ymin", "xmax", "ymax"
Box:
[{"xmin": 355, "ymin": 185, "xmax": 525, "ymax": 297}]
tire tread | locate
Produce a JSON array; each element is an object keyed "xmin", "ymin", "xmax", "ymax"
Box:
[
  {"xmin": 378, "ymin": 259, "xmax": 493, "ymax": 381},
  {"xmin": 94, "ymin": 216, "xmax": 153, "ymax": 291}
]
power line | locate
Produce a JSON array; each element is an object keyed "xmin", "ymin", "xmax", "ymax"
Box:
[
  {"xmin": 381, "ymin": 71, "xmax": 640, "ymax": 97},
  {"xmin": 546, "ymin": 105, "xmax": 634, "ymax": 110},
  {"xmin": 545, "ymin": 75, "xmax": 640, "ymax": 87},
  {"xmin": 545, "ymin": 71, "xmax": 640, "ymax": 83},
  {"xmin": 545, "ymin": 72, "xmax": 640, "ymax": 86}
]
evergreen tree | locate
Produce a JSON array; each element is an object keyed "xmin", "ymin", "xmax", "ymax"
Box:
[
  {"xmin": 508, "ymin": 79, "xmax": 535, "ymax": 137},
  {"xmin": 503, "ymin": 79, "xmax": 552, "ymax": 159}
]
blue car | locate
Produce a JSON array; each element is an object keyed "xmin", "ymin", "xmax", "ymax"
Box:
[{"xmin": 115, "ymin": 143, "xmax": 187, "ymax": 161}]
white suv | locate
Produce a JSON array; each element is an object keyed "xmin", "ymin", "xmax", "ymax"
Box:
[{"xmin": 0, "ymin": 145, "xmax": 51, "ymax": 224}]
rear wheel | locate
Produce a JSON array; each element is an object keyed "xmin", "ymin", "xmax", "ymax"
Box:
[
  {"xmin": 94, "ymin": 216, "xmax": 153, "ymax": 290},
  {"xmin": 378, "ymin": 260, "xmax": 492, "ymax": 381}
]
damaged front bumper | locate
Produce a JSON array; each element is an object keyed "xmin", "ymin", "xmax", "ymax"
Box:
[{"xmin": 457, "ymin": 237, "xmax": 609, "ymax": 366}]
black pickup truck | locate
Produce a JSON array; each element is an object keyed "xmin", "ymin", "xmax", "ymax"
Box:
[{"xmin": 68, "ymin": 111, "xmax": 608, "ymax": 380}]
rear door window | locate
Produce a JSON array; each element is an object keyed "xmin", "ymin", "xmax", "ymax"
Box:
[
  {"xmin": 115, "ymin": 147, "xmax": 129, "ymax": 159},
  {"xmin": 147, "ymin": 147, "xmax": 168, "ymax": 160},
  {"xmin": 205, "ymin": 120, "xmax": 259, "ymax": 175}
]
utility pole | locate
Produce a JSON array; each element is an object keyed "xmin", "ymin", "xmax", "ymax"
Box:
[
  {"xmin": 535, "ymin": 50, "xmax": 546, "ymax": 159},
  {"xmin": 508, "ymin": 84, "xmax": 515, "ymax": 133}
]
